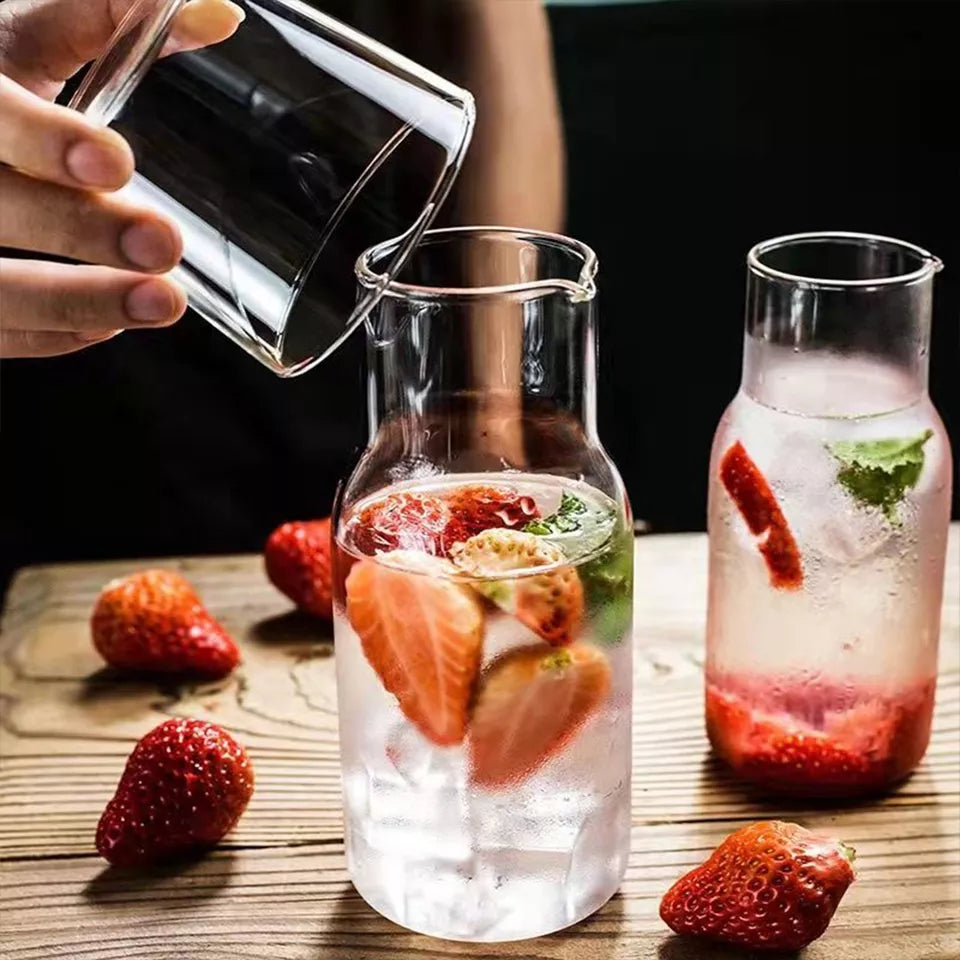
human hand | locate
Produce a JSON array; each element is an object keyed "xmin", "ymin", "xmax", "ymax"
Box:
[{"xmin": 0, "ymin": 0, "xmax": 244, "ymax": 358}]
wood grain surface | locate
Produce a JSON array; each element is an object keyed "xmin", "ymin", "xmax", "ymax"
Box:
[{"xmin": 1, "ymin": 530, "xmax": 957, "ymax": 960}]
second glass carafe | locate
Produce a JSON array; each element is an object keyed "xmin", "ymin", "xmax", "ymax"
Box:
[{"xmin": 706, "ymin": 232, "xmax": 952, "ymax": 799}]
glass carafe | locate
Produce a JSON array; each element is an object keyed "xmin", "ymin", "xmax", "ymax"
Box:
[
  {"xmin": 332, "ymin": 228, "xmax": 633, "ymax": 941},
  {"xmin": 706, "ymin": 232, "xmax": 952, "ymax": 799}
]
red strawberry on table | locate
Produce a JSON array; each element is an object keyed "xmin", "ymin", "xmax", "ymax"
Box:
[
  {"xmin": 96, "ymin": 718, "xmax": 254, "ymax": 867},
  {"xmin": 469, "ymin": 643, "xmax": 610, "ymax": 787},
  {"xmin": 660, "ymin": 820, "xmax": 855, "ymax": 951},
  {"xmin": 92, "ymin": 570, "xmax": 239, "ymax": 678},
  {"xmin": 264, "ymin": 518, "xmax": 333, "ymax": 618},
  {"xmin": 345, "ymin": 550, "xmax": 485, "ymax": 745}
]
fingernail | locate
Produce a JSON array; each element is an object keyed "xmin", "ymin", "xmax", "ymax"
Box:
[
  {"xmin": 224, "ymin": 1, "xmax": 247, "ymax": 22},
  {"xmin": 79, "ymin": 329, "xmax": 123, "ymax": 342},
  {"xmin": 121, "ymin": 221, "xmax": 178, "ymax": 271},
  {"xmin": 65, "ymin": 138, "xmax": 130, "ymax": 189},
  {"xmin": 126, "ymin": 279, "xmax": 178, "ymax": 323}
]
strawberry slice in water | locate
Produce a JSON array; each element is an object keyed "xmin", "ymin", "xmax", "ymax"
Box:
[
  {"xmin": 720, "ymin": 441, "xmax": 803, "ymax": 589},
  {"xmin": 451, "ymin": 528, "xmax": 584, "ymax": 645},
  {"xmin": 444, "ymin": 485, "xmax": 540, "ymax": 547},
  {"xmin": 469, "ymin": 643, "xmax": 611, "ymax": 788},
  {"xmin": 351, "ymin": 493, "xmax": 453, "ymax": 557},
  {"xmin": 345, "ymin": 550, "xmax": 485, "ymax": 746}
]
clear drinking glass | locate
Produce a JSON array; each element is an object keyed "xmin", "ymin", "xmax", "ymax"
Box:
[
  {"xmin": 706, "ymin": 232, "xmax": 952, "ymax": 798},
  {"xmin": 69, "ymin": 0, "xmax": 474, "ymax": 375},
  {"xmin": 332, "ymin": 227, "xmax": 634, "ymax": 941}
]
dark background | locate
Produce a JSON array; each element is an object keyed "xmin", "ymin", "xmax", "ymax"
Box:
[{"xmin": 2, "ymin": 0, "xmax": 957, "ymax": 591}]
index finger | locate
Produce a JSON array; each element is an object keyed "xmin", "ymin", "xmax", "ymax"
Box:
[{"xmin": 0, "ymin": 77, "xmax": 135, "ymax": 190}]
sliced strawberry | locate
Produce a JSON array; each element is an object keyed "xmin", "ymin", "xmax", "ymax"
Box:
[
  {"xmin": 351, "ymin": 493, "xmax": 453, "ymax": 557},
  {"xmin": 345, "ymin": 550, "xmax": 484, "ymax": 746},
  {"xmin": 444, "ymin": 485, "xmax": 540, "ymax": 547},
  {"xmin": 451, "ymin": 529, "xmax": 584, "ymax": 645},
  {"xmin": 720, "ymin": 441, "xmax": 803, "ymax": 589},
  {"xmin": 705, "ymin": 681, "xmax": 935, "ymax": 797},
  {"xmin": 514, "ymin": 566, "xmax": 585, "ymax": 646},
  {"xmin": 469, "ymin": 643, "xmax": 611, "ymax": 788}
]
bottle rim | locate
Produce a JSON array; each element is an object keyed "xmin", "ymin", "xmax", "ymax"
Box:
[
  {"xmin": 356, "ymin": 226, "xmax": 598, "ymax": 303},
  {"xmin": 748, "ymin": 231, "xmax": 943, "ymax": 291}
]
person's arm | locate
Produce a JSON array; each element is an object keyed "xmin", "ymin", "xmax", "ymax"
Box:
[
  {"xmin": 455, "ymin": 0, "xmax": 565, "ymax": 233},
  {"xmin": 453, "ymin": 0, "xmax": 566, "ymax": 463}
]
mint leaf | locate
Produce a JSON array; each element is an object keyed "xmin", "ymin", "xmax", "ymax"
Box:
[
  {"xmin": 524, "ymin": 492, "xmax": 588, "ymax": 535},
  {"xmin": 827, "ymin": 429, "xmax": 933, "ymax": 523},
  {"xmin": 524, "ymin": 492, "xmax": 616, "ymax": 562},
  {"xmin": 579, "ymin": 527, "xmax": 633, "ymax": 646}
]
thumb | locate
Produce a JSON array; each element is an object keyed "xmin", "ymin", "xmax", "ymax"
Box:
[{"xmin": 0, "ymin": 0, "xmax": 244, "ymax": 99}]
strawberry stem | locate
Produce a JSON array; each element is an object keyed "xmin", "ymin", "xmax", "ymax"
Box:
[
  {"xmin": 837, "ymin": 841, "xmax": 857, "ymax": 872},
  {"xmin": 541, "ymin": 649, "xmax": 573, "ymax": 671}
]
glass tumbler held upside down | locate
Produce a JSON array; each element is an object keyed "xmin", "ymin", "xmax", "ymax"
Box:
[
  {"xmin": 332, "ymin": 228, "xmax": 634, "ymax": 941},
  {"xmin": 706, "ymin": 232, "xmax": 952, "ymax": 799}
]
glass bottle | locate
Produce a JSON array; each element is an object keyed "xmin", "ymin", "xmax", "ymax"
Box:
[
  {"xmin": 706, "ymin": 232, "xmax": 952, "ymax": 798},
  {"xmin": 332, "ymin": 227, "xmax": 633, "ymax": 941}
]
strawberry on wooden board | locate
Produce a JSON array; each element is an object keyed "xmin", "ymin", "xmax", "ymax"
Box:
[
  {"xmin": 264, "ymin": 518, "xmax": 333, "ymax": 618},
  {"xmin": 469, "ymin": 642, "xmax": 610, "ymax": 788},
  {"xmin": 345, "ymin": 550, "xmax": 485, "ymax": 746},
  {"xmin": 91, "ymin": 570, "xmax": 239, "ymax": 678},
  {"xmin": 451, "ymin": 528, "xmax": 584, "ymax": 645},
  {"xmin": 660, "ymin": 820, "xmax": 855, "ymax": 952},
  {"xmin": 96, "ymin": 719, "xmax": 254, "ymax": 867}
]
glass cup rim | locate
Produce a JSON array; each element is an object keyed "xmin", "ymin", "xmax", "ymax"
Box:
[
  {"xmin": 748, "ymin": 231, "xmax": 944, "ymax": 290},
  {"xmin": 356, "ymin": 225, "xmax": 599, "ymax": 303}
]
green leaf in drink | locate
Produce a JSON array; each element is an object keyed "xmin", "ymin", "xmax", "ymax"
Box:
[
  {"xmin": 525, "ymin": 492, "xmax": 632, "ymax": 644},
  {"xmin": 827, "ymin": 429, "xmax": 933, "ymax": 524},
  {"xmin": 524, "ymin": 491, "xmax": 589, "ymax": 535},
  {"xmin": 578, "ymin": 527, "xmax": 634, "ymax": 646}
]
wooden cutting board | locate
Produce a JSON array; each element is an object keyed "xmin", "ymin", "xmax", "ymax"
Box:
[{"xmin": 1, "ymin": 529, "xmax": 957, "ymax": 959}]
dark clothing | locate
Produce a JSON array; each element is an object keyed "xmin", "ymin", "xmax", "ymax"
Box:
[{"xmin": 2, "ymin": 1, "xmax": 957, "ymax": 591}]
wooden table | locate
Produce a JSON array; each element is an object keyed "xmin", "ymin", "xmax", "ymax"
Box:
[{"xmin": 1, "ymin": 530, "xmax": 957, "ymax": 960}]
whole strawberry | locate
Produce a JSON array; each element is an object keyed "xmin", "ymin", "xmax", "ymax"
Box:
[
  {"xmin": 660, "ymin": 820, "xmax": 855, "ymax": 952},
  {"xmin": 264, "ymin": 518, "xmax": 333, "ymax": 618},
  {"xmin": 96, "ymin": 718, "xmax": 254, "ymax": 867},
  {"xmin": 92, "ymin": 570, "xmax": 239, "ymax": 678}
]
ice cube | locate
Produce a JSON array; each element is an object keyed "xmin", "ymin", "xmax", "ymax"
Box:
[
  {"xmin": 765, "ymin": 429, "xmax": 894, "ymax": 564},
  {"xmin": 807, "ymin": 489, "xmax": 894, "ymax": 563},
  {"xmin": 383, "ymin": 721, "xmax": 465, "ymax": 790}
]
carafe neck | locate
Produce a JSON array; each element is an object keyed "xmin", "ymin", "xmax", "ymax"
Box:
[
  {"xmin": 358, "ymin": 228, "xmax": 601, "ymax": 470},
  {"xmin": 741, "ymin": 233, "xmax": 940, "ymax": 416},
  {"xmin": 365, "ymin": 292, "xmax": 599, "ymax": 467}
]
